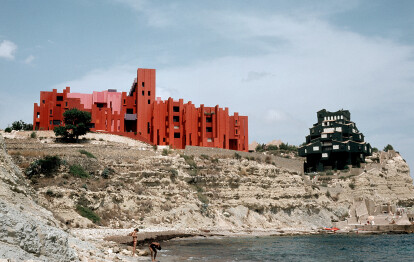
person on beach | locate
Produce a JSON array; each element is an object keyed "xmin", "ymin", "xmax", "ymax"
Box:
[
  {"xmin": 128, "ymin": 228, "xmax": 139, "ymax": 256},
  {"xmin": 149, "ymin": 242, "xmax": 161, "ymax": 262}
]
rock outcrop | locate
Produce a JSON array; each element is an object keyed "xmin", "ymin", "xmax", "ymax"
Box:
[
  {"xmin": 0, "ymin": 134, "xmax": 78, "ymax": 261},
  {"xmin": 3, "ymin": 131, "xmax": 413, "ymax": 236}
]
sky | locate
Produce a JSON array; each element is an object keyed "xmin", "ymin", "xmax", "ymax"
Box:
[{"xmin": 0, "ymin": 0, "xmax": 414, "ymax": 174}]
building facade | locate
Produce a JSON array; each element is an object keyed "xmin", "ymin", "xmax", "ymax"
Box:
[
  {"xmin": 33, "ymin": 68, "xmax": 248, "ymax": 151},
  {"xmin": 298, "ymin": 109, "xmax": 371, "ymax": 172}
]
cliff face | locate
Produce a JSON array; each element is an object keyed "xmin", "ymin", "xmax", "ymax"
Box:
[
  {"xmin": 2, "ymin": 131, "xmax": 414, "ymax": 235},
  {"xmin": 0, "ymin": 134, "xmax": 78, "ymax": 261}
]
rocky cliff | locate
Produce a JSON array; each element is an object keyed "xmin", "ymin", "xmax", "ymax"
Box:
[
  {"xmin": 0, "ymin": 134, "xmax": 78, "ymax": 261},
  {"xmin": 3, "ymin": 131, "xmax": 413, "ymax": 236}
]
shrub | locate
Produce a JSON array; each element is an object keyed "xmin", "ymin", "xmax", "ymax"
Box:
[
  {"xmin": 79, "ymin": 149, "xmax": 96, "ymax": 159},
  {"xmin": 349, "ymin": 183, "xmax": 355, "ymax": 189},
  {"xmin": 162, "ymin": 148, "xmax": 170, "ymax": 156},
  {"xmin": 200, "ymin": 154, "xmax": 210, "ymax": 160},
  {"xmin": 265, "ymin": 156, "xmax": 271, "ymax": 164},
  {"xmin": 326, "ymin": 170, "xmax": 334, "ymax": 176},
  {"xmin": 30, "ymin": 132, "xmax": 37, "ymax": 138},
  {"xmin": 11, "ymin": 120, "xmax": 33, "ymax": 131},
  {"xmin": 75, "ymin": 205, "xmax": 100, "ymax": 223},
  {"xmin": 5, "ymin": 127, "xmax": 12, "ymax": 133},
  {"xmin": 383, "ymin": 144, "xmax": 394, "ymax": 152},
  {"xmin": 234, "ymin": 152, "xmax": 242, "ymax": 160},
  {"xmin": 372, "ymin": 147, "xmax": 378, "ymax": 153},
  {"xmin": 101, "ymin": 167, "xmax": 113, "ymax": 179},
  {"xmin": 69, "ymin": 164, "xmax": 89, "ymax": 178},
  {"xmin": 26, "ymin": 155, "xmax": 61, "ymax": 178},
  {"xmin": 182, "ymin": 155, "xmax": 197, "ymax": 169}
]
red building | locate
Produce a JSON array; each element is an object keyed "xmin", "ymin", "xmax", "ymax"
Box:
[{"xmin": 33, "ymin": 68, "xmax": 248, "ymax": 151}]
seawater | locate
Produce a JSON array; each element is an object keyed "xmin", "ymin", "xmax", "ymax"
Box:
[{"xmin": 159, "ymin": 234, "xmax": 414, "ymax": 262}]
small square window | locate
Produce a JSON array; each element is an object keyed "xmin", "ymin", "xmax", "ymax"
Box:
[
  {"xmin": 206, "ymin": 127, "xmax": 212, "ymax": 132},
  {"xmin": 173, "ymin": 116, "xmax": 179, "ymax": 122},
  {"xmin": 173, "ymin": 106, "xmax": 179, "ymax": 112},
  {"xmin": 206, "ymin": 117, "xmax": 212, "ymax": 123},
  {"xmin": 126, "ymin": 108, "xmax": 133, "ymax": 114},
  {"xmin": 174, "ymin": 132, "xmax": 180, "ymax": 138},
  {"xmin": 57, "ymin": 96, "xmax": 63, "ymax": 101}
]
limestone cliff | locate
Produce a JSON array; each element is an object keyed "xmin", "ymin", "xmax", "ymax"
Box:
[
  {"xmin": 3, "ymin": 131, "xmax": 413, "ymax": 235},
  {"xmin": 0, "ymin": 134, "xmax": 78, "ymax": 261}
]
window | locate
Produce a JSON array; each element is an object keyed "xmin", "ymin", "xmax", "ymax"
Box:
[
  {"xmin": 53, "ymin": 120, "xmax": 61, "ymax": 125},
  {"xmin": 173, "ymin": 106, "xmax": 179, "ymax": 112},
  {"xmin": 123, "ymin": 99, "xmax": 126, "ymax": 104},
  {"xmin": 148, "ymin": 91, "xmax": 151, "ymax": 96},
  {"xmin": 235, "ymin": 120, "xmax": 238, "ymax": 124},
  {"xmin": 50, "ymin": 110, "xmax": 52, "ymax": 115},
  {"xmin": 37, "ymin": 112, "xmax": 40, "ymax": 118},
  {"xmin": 56, "ymin": 104, "xmax": 61, "ymax": 107},
  {"xmin": 142, "ymin": 91, "xmax": 145, "ymax": 96},
  {"xmin": 97, "ymin": 103, "xmax": 104, "ymax": 108},
  {"xmin": 174, "ymin": 132, "xmax": 180, "ymax": 138},
  {"xmin": 206, "ymin": 127, "xmax": 212, "ymax": 132},
  {"xmin": 142, "ymin": 82, "xmax": 145, "ymax": 87},
  {"xmin": 313, "ymin": 146, "xmax": 319, "ymax": 151},
  {"xmin": 126, "ymin": 108, "xmax": 133, "ymax": 114},
  {"xmin": 173, "ymin": 116, "xmax": 179, "ymax": 122},
  {"xmin": 206, "ymin": 117, "xmax": 212, "ymax": 123},
  {"xmin": 148, "ymin": 100, "xmax": 150, "ymax": 104},
  {"xmin": 163, "ymin": 138, "xmax": 166, "ymax": 142},
  {"xmin": 65, "ymin": 102, "xmax": 68, "ymax": 107},
  {"xmin": 235, "ymin": 129, "xmax": 238, "ymax": 134},
  {"xmin": 57, "ymin": 96, "xmax": 63, "ymax": 101},
  {"xmin": 42, "ymin": 100, "xmax": 45, "ymax": 104},
  {"xmin": 49, "ymin": 120, "xmax": 52, "ymax": 125},
  {"xmin": 147, "ymin": 122, "xmax": 150, "ymax": 134},
  {"xmin": 207, "ymin": 138, "xmax": 212, "ymax": 142}
]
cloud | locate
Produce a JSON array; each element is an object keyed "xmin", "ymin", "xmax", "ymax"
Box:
[
  {"xmin": 24, "ymin": 55, "xmax": 35, "ymax": 64},
  {"xmin": 0, "ymin": 40, "xmax": 17, "ymax": 60},
  {"xmin": 49, "ymin": 8, "xmax": 414, "ymax": 173}
]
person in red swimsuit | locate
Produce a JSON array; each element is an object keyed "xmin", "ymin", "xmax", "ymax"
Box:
[{"xmin": 128, "ymin": 228, "xmax": 139, "ymax": 256}]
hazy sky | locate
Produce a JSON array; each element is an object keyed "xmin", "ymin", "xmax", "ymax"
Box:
[{"xmin": 1, "ymin": 0, "xmax": 413, "ymax": 173}]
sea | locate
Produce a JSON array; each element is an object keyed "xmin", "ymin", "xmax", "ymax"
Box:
[{"xmin": 158, "ymin": 234, "xmax": 414, "ymax": 262}]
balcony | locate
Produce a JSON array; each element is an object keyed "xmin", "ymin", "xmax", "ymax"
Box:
[{"xmin": 124, "ymin": 113, "xmax": 137, "ymax": 120}]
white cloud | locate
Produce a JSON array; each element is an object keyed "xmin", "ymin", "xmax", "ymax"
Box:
[
  {"xmin": 51, "ymin": 10, "xmax": 414, "ymax": 174},
  {"xmin": 0, "ymin": 40, "xmax": 17, "ymax": 60},
  {"xmin": 24, "ymin": 55, "xmax": 35, "ymax": 64}
]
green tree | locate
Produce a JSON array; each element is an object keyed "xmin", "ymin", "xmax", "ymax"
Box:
[
  {"xmin": 11, "ymin": 120, "xmax": 33, "ymax": 131},
  {"xmin": 383, "ymin": 144, "xmax": 394, "ymax": 152},
  {"xmin": 54, "ymin": 108, "xmax": 91, "ymax": 141}
]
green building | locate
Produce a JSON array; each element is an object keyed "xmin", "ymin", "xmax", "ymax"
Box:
[{"xmin": 298, "ymin": 109, "xmax": 372, "ymax": 172}]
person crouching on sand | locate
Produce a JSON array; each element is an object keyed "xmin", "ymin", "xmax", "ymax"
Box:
[
  {"xmin": 128, "ymin": 228, "xmax": 139, "ymax": 256},
  {"xmin": 149, "ymin": 242, "xmax": 161, "ymax": 261}
]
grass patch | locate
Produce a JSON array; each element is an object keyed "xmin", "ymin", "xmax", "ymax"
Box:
[
  {"xmin": 69, "ymin": 164, "xmax": 89, "ymax": 178},
  {"xmin": 75, "ymin": 205, "xmax": 100, "ymax": 223},
  {"xmin": 79, "ymin": 149, "xmax": 96, "ymax": 159}
]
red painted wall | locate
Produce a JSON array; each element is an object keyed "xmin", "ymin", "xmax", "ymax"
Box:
[{"xmin": 33, "ymin": 68, "xmax": 248, "ymax": 151}]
